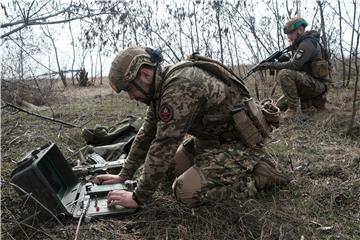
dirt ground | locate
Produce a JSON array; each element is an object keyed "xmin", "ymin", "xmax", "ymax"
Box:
[{"xmin": 1, "ymin": 78, "xmax": 359, "ymax": 239}]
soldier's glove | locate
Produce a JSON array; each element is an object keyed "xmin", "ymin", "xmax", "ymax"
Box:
[{"xmin": 278, "ymin": 54, "xmax": 290, "ymax": 62}]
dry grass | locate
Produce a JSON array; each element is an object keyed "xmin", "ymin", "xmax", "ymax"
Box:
[{"xmin": 1, "ymin": 77, "xmax": 359, "ymax": 239}]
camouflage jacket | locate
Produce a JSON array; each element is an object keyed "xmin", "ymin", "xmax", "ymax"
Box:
[
  {"xmin": 265, "ymin": 30, "xmax": 323, "ymax": 74},
  {"xmin": 119, "ymin": 64, "xmax": 248, "ymax": 204}
]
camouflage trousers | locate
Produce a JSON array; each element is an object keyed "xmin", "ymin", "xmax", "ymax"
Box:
[
  {"xmin": 171, "ymin": 137, "xmax": 263, "ymax": 206},
  {"xmin": 278, "ymin": 69, "xmax": 327, "ymax": 108}
]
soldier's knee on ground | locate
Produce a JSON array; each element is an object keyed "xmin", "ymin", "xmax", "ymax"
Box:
[{"xmin": 172, "ymin": 166, "xmax": 206, "ymax": 206}]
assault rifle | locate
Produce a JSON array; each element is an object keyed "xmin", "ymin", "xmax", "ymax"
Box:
[
  {"xmin": 72, "ymin": 152, "xmax": 126, "ymax": 175},
  {"xmin": 242, "ymin": 46, "xmax": 292, "ymax": 81}
]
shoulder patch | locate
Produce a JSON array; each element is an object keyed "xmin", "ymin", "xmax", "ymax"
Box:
[
  {"xmin": 295, "ymin": 49, "xmax": 304, "ymax": 60},
  {"xmin": 159, "ymin": 103, "xmax": 174, "ymax": 122}
]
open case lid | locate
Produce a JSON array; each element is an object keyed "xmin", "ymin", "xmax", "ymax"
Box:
[
  {"xmin": 11, "ymin": 142, "xmax": 137, "ymax": 220},
  {"xmin": 11, "ymin": 142, "xmax": 80, "ymax": 218}
]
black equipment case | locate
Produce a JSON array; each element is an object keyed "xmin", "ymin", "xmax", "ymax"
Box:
[{"xmin": 10, "ymin": 142, "xmax": 136, "ymax": 221}]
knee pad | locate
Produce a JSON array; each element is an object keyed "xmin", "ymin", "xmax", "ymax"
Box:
[{"xmin": 172, "ymin": 166, "xmax": 206, "ymax": 205}]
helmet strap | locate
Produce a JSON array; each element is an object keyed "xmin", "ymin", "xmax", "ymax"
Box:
[
  {"xmin": 130, "ymin": 80, "xmax": 148, "ymax": 97},
  {"xmin": 129, "ymin": 64, "xmax": 158, "ymax": 106},
  {"xmin": 144, "ymin": 63, "xmax": 158, "ymax": 106}
]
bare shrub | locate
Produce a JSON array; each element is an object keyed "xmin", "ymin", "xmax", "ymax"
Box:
[{"xmin": 1, "ymin": 78, "xmax": 59, "ymax": 107}]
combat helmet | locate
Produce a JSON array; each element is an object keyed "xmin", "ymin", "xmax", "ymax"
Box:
[
  {"xmin": 108, "ymin": 46, "xmax": 162, "ymax": 93},
  {"xmin": 283, "ymin": 17, "xmax": 308, "ymax": 34}
]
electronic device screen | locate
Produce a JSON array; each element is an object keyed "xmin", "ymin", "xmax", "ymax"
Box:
[{"xmin": 37, "ymin": 158, "xmax": 67, "ymax": 198}]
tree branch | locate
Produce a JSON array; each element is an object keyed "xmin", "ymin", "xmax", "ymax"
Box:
[
  {"xmin": 2, "ymin": 101, "xmax": 80, "ymax": 128},
  {"xmin": 1, "ymin": 6, "xmax": 71, "ymax": 28},
  {"xmin": 1, "ymin": 3, "xmax": 116, "ymax": 39},
  {"xmin": 8, "ymin": 36, "xmax": 57, "ymax": 73}
]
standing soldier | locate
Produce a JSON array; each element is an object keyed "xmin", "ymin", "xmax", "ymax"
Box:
[
  {"xmin": 255, "ymin": 17, "xmax": 330, "ymax": 119},
  {"xmin": 95, "ymin": 46, "xmax": 290, "ymax": 208}
]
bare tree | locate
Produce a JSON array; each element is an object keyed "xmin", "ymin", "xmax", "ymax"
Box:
[
  {"xmin": 41, "ymin": 25, "xmax": 67, "ymax": 87},
  {"xmin": 98, "ymin": 45, "xmax": 103, "ymax": 85},
  {"xmin": 317, "ymin": 0, "xmax": 334, "ymax": 84},
  {"xmin": 1, "ymin": 1, "xmax": 119, "ymax": 39},
  {"xmin": 18, "ymin": 31, "xmax": 25, "ymax": 82},
  {"xmin": 193, "ymin": 1, "xmax": 200, "ymax": 52},
  {"xmin": 68, "ymin": 21, "xmax": 76, "ymax": 85},
  {"xmin": 347, "ymin": 0, "xmax": 357, "ymax": 87},
  {"xmin": 213, "ymin": 1, "xmax": 224, "ymax": 63},
  {"xmin": 348, "ymin": 17, "xmax": 360, "ymax": 134},
  {"xmin": 269, "ymin": 0, "xmax": 286, "ymax": 50},
  {"xmin": 338, "ymin": 0, "xmax": 346, "ymax": 87}
]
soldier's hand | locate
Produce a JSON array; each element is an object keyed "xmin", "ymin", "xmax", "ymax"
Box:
[
  {"xmin": 278, "ymin": 54, "xmax": 290, "ymax": 62},
  {"xmin": 254, "ymin": 62, "xmax": 272, "ymax": 71},
  {"xmin": 95, "ymin": 174, "xmax": 125, "ymax": 185},
  {"xmin": 107, "ymin": 190, "xmax": 139, "ymax": 209}
]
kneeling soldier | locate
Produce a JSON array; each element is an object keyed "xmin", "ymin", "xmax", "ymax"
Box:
[
  {"xmin": 255, "ymin": 17, "xmax": 330, "ymax": 119},
  {"xmin": 95, "ymin": 46, "xmax": 290, "ymax": 208}
]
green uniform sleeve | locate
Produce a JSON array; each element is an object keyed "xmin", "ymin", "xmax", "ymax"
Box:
[
  {"xmin": 134, "ymin": 77, "xmax": 206, "ymax": 204},
  {"xmin": 119, "ymin": 106, "xmax": 157, "ymax": 179},
  {"xmin": 266, "ymin": 39, "xmax": 316, "ymax": 70}
]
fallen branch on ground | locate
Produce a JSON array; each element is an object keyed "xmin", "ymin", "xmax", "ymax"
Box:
[{"xmin": 1, "ymin": 102, "xmax": 79, "ymax": 128}]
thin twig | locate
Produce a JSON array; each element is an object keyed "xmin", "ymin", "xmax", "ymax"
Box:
[
  {"xmin": 19, "ymin": 210, "xmax": 41, "ymax": 224},
  {"xmin": 8, "ymin": 36, "xmax": 56, "ymax": 72},
  {"xmin": 4, "ymin": 205, "xmax": 30, "ymax": 239},
  {"xmin": 65, "ymin": 145, "xmax": 88, "ymax": 161},
  {"xmin": 6, "ymin": 181, "xmax": 64, "ymax": 225},
  {"xmin": 79, "ymin": 118, "xmax": 93, "ymax": 128},
  {"xmin": 5, "ymin": 231, "xmax": 17, "ymax": 240},
  {"xmin": 2, "ymin": 101, "xmax": 79, "ymax": 128},
  {"xmin": 21, "ymin": 222, "xmax": 56, "ymax": 240}
]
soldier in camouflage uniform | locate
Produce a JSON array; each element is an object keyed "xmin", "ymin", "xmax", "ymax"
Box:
[
  {"xmin": 95, "ymin": 47, "xmax": 289, "ymax": 208},
  {"xmin": 255, "ymin": 17, "xmax": 330, "ymax": 119}
]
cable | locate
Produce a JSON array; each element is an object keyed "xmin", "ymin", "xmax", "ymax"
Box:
[{"xmin": 74, "ymin": 195, "xmax": 90, "ymax": 240}]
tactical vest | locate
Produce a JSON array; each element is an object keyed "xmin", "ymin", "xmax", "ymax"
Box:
[
  {"xmin": 295, "ymin": 32, "xmax": 330, "ymax": 80},
  {"xmin": 163, "ymin": 54, "xmax": 280, "ymax": 148}
]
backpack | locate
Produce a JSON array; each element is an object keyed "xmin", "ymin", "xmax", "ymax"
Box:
[{"xmin": 164, "ymin": 53, "xmax": 250, "ymax": 97}]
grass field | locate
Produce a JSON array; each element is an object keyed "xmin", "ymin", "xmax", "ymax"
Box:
[{"xmin": 1, "ymin": 79, "xmax": 359, "ymax": 239}]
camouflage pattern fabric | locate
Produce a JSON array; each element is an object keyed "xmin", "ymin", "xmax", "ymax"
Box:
[
  {"xmin": 278, "ymin": 69, "xmax": 327, "ymax": 107},
  {"xmin": 119, "ymin": 64, "xmax": 253, "ymax": 204},
  {"xmin": 81, "ymin": 116, "xmax": 143, "ymax": 146},
  {"xmin": 109, "ymin": 47, "xmax": 157, "ymax": 93},
  {"xmin": 172, "ymin": 141, "xmax": 261, "ymax": 206},
  {"xmin": 259, "ymin": 30, "xmax": 328, "ymax": 107},
  {"xmin": 261, "ymin": 31, "xmax": 323, "ymax": 74}
]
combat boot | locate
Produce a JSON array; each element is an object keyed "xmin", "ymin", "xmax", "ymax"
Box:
[
  {"xmin": 275, "ymin": 95, "xmax": 288, "ymax": 111},
  {"xmin": 253, "ymin": 162, "xmax": 290, "ymax": 191},
  {"xmin": 300, "ymin": 99, "xmax": 312, "ymax": 110},
  {"xmin": 282, "ymin": 99, "xmax": 302, "ymax": 119},
  {"xmin": 311, "ymin": 93, "xmax": 327, "ymax": 110}
]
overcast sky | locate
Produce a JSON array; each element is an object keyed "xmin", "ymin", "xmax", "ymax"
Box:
[{"xmin": 0, "ymin": 0, "xmax": 358, "ymax": 80}]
